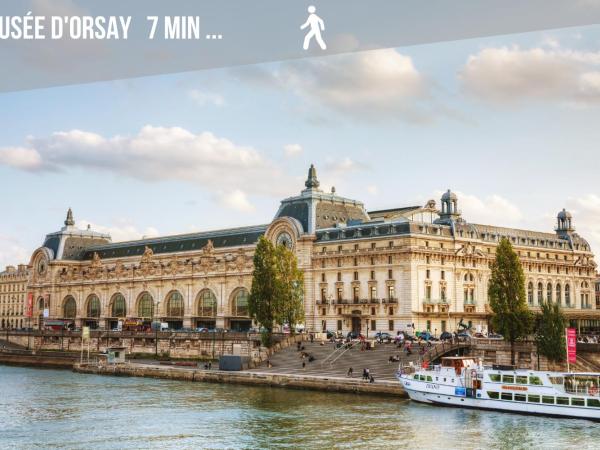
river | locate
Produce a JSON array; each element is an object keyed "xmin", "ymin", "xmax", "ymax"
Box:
[{"xmin": 0, "ymin": 365, "xmax": 598, "ymax": 449}]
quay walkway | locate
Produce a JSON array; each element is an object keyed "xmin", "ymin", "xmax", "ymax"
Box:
[{"xmin": 73, "ymin": 361, "xmax": 409, "ymax": 397}]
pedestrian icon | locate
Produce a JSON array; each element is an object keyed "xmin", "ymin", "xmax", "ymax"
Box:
[{"xmin": 301, "ymin": 5, "xmax": 326, "ymax": 50}]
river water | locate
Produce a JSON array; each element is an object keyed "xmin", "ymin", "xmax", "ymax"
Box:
[{"xmin": 0, "ymin": 365, "xmax": 599, "ymax": 449}]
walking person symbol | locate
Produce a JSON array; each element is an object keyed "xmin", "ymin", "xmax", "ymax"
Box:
[{"xmin": 301, "ymin": 5, "xmax": 326, "ymax": 50}]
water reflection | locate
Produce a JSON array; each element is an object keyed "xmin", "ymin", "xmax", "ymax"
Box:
[{"xmin": 1, "ymin": 365, "xmax": 599, "ymax": 449}]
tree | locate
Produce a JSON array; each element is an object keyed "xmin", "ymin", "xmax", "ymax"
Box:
[
  {"xmin": 488, "ymin": 238, "xmax": 534, "ymax": 365},
  {"xmin": 535, "ymin": 301, "xmax": 566, "ymax": 362},
  {"xmin": 274, "ymin": 244, "xmax": 305, "ymax": 333},
  {"xmin": 249, "ymin": 237, "xmax": 278, "ymax": 347},
  {"xmin": 249, "ymin": 237, "xmax": 305, "ymax": 347}
]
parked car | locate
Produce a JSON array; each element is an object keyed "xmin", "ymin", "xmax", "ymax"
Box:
[
  {"xmin": 196, "ymin": 327, "xmax": 209, "ymax": 333},
  {"xmin": 487, "ymin": 333, "xmax": 504, "ymax": 340},
  {"xmin": 417, "ymin": 331, "xmax": 432, "ymax": 341},
  {"xmin": 346, "ymin": 331, "xmax": 359, "ymax": 340},
  {"xmin": 374, "ymin": 332, "xmax": 392, "ymax": 342},
  {"xmin": 439, "ymin": 331, "xmax": 453, "ymax": 341},
  {"xmin": 473, "ymin": 332, "xmax": 486, "ymax": 339}
]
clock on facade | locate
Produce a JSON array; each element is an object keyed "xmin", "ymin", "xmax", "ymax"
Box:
[
  {"xmin": 276, "ymin": 231, "xmax": 293, "ymax": 249},
  {"xmin": 37, "ymin": 258, "xmax": 47, "ymax": 276}
]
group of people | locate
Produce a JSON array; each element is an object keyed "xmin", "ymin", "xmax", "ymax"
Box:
[
  {"xmin": 298, "ymin": 341, "xmax": 316, "ymax": 369},
  {"xmin": 345, "ymin": 367, "xmax": 375, "ymax": 383},
  {"xmin": 577, "ymin": 334, "xmax": 599, "ymax": 344}
]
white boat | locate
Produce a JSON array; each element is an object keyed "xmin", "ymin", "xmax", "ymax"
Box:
[{"xmin": 397, "ymin": 356, "xmax": 600, "ymax": 421}]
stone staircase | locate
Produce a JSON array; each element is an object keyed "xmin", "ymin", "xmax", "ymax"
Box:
[
  {"xmin": 248, "ymin": 340, "xmax": 422, "ymax": 381},
  {"xmin": 572, "ymin": 354, "xmax": 600, "ymax": 372}
]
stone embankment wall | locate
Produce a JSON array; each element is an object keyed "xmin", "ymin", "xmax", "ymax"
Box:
[
  {"xmin": 0, "ymin": 349, "xmax": 76, "ymax": 368},
  {"xmin": 467, "ymin": 339, "xmax": 566, "ymax": 371},
  {"xmin": 73, "ymin": 363, "xmax": 408, "ymax": 398},
  {"xmin": 3, "ymin": 331, "xmax": 305, "ymax": 368}
]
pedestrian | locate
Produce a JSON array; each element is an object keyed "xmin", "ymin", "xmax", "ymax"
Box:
[
  {"xmin": 297, "ymin": 341, "xmax": 301, "ymax": 351},
  {"xmin": 267, "ymin": 359, "xmax": 272, "ymax": 368},
  {"xmin": 208, "ymin": 361, "xmax": 212, "ymax": 370},
  {"xmin": 365, "ymin": 368, "xmax": 370, "ymax": 381},
  {"xmin": 302, "ymin": 361, "xmax": 306, "ymax": 370},
  {"xmin": 369, "ymin": 375, "xmax": 375, "ymax": 383},
  {"xmin": 347, "ymin": 367, "xmax": 353, "ymax": 377},
  {"xmin": 310, "ymin": 333, "xmax": 314, "ymax": 343},
  {"xmin": 362, "ymin": 368, "xmax": 367, "ymax": 380}
]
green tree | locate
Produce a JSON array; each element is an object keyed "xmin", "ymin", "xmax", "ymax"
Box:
[
  {"xmin": 535, "ymin": 301, "xmax": 566, "ymax": 362},
  {"xmin": 488, "ymin": 238, "xmax": 534, "ymax": 365},
  {"xmin": 248, "ymin": 237, "xmax": 278, "ymax": 347},
  {"xmin": 274, "ymin": 244, "xmax": 305, "ymax": 333}
]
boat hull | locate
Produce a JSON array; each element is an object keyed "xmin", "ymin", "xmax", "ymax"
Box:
[{"xmin": 402, "ymin": 383, "xmax": 600, "ymax": 421}]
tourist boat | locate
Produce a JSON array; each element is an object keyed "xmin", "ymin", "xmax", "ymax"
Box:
[{"xmin": 397, "ymin": 357, "xmax": 600, "ymax": 420}]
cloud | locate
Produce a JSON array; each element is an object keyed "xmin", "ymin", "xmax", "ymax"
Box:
[
  {"xmin": 0, "ymin": 126, "xmax": 293, "ymax": 197},
  {"xmin": 0, "ymin": 234, "xmax": 30, "ymax": 268},
  {"xmin": 366, "ymin": 185, "xmax": 379, "ymax": 196},
  {"xmin": 0, "ymin": 147, "xmax": 43, "ymax": 170},
  {"xmin": 215, "ymin": 189, "xmax": 255, "ymax": 213},
  {"xmin": 325, "ymin": 157, "xmax": 368, "ymax": 173},
  {"xmin": 565, "ymin": 194, "xmax": 600, "ymax": 254},
  {"xmin": 77, "ymin": 219, "xmax": 160, "ymax": 243},
  {"xmin": 438, "ymin": 191, "xmax": 524, "ymax": 227},
  {"xmin": 283, "ymin": 144, "xmax": 303, "ymax": 158},
  {"xmin": 460, "ymin": 45, "xmax": 600, "ymax": 105},
  {"xmin": 188, "ymin": 89, "xmax": 225, "ymax": 106},
  {"xmin": 234, "ymin": 49, "xmax": 438, "ymax": 122}
]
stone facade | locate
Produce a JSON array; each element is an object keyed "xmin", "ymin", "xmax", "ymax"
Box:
[
  {"xmin": 0, "ymin": 265, "xmax": 29, "ymax": 329},
  {"xmin": 17, "ymin": 165, "xmax": 600, "ymax": 336}
]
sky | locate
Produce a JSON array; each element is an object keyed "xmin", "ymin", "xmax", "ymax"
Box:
[{"xmin": 1, "ymin": 24, "xmax": 600, "ymax": 268}]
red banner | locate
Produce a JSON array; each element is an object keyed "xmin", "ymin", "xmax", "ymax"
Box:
[
  {"xmin": 26, "ymin": 293, "xmax": 33, "ymax": 318},
  {"xmin": 566, "ymin": 328, "xmax": 577, "ymax": 364}
]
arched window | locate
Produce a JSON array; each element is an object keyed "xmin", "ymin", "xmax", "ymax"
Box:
[
  {"xmin": 197, "ymin": 290, "xmax": 217, "ymax": 317},
  {"xmin": 111, "ymin": 293, "xmax": 126, "ymax": 317},
  {"xmin": 137, "ymin": 292, "xmax": 154, "ymax": 318},
  {"xmin": 232, "ymin": 289, "xmax": 249, "ymax": 317},
  {"xmin": 537, "ymin": 282, "xmax": 543, "ymax": 303},
  {"xmin": 166, "ymin": 291, "xmax": 184, "ymax": 317},
  {"xmin": 547, "ymin": 283, "xmax": 552, "ymax": 303},
  {"xmin": 556, "ymin": 284, "xmax": 562, "ymax": 305},
  {"xmin": 37, "ymin": 297, "xmax": 44, "ymax": 311},
  {"xmin": 565, "ymin": 284, "xmax": 571, "ymax": 307},
  {"xmin": 63, "ymin": 296, "xmax": 77, "ymax": 319},
  {"xmin": 527, "ymin": 282, "xmax": 534, "ymax": 305},
  {"xmin": 86, "ymin": 295, "xmax": 101, "ymax": 318}
]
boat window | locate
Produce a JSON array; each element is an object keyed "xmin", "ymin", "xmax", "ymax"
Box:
[
  {"xmin": 426, "ymin": 376, "xmax": 433, "ymax": 382},
  {"xmin": 514, "ymin": 394, "xmax": 527, "ymax": 402},
  {"xmin": 419, "ymin": 375, "xmax": 426, "ymax": 381},
  {"xmin": 549, "ymin": 376, "xmax": 564, "ymax": 385},
  {"xmin": 542, "ymin": 396, "xmax": 555, "ymax": 404},
  {"xmin": 588, "ymin": 399, "xmax": 600, "ymax": 408},
  {"xmin": 529, "ymin": 376, "xmax": 543, "ymax": 385},
  {"xmin": 571, "ymin": 398, "xmax": 585, "ymax": 407},
  {"xmin": 501, "ymin": 392, "xmax": 513, "ymax": 401},
  {"xmin": 413, "ymin": 375, "xmax": 419, "ymax": 380},
  {"xmin": 502, "ymin": 375, "xmax": 514, "ymax": 384},
  {"xmin": 487, "ymin": 391, "xmax": 499, "ymax": 399},
  {"xmin": 556, "ymin": 397, "xmax": 569, "ymax": 405},
  {"xmin": 516, "ymin": 376, "xmax": 528, "ymax": 385},
  {"xmin": 489, "ymin": 374, "xmax": 501, "ymax": 382},
  {"xmin": 528, "ymin": 395, "xmax": 540, "ymax": 403},
  {"xmin": 436, "ymin": 377, "xmax": 438, "ymax": 381}
]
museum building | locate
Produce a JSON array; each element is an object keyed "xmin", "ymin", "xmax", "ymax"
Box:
[{"xmin": 26, "ymin": 165, "xmax": 599, "ymax": 335}]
